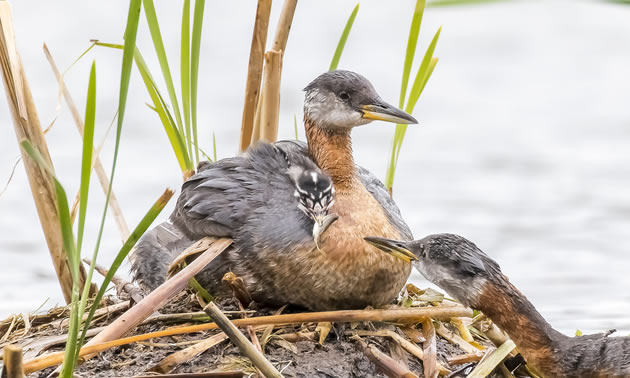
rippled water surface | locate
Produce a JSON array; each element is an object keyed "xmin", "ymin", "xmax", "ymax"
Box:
[{"xmin": 1, "ymin": 0, "xmax": 629, "ymax": 335}]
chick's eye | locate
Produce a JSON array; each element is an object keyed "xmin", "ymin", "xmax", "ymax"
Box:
[{"xmin": 339, "ymin": 92, "xmax": 350, "ymax": 100}]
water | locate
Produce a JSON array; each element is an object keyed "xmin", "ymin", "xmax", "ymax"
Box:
[{"xmin": 1, "ymin": 0, "xmax": 629, "ymax": 335}]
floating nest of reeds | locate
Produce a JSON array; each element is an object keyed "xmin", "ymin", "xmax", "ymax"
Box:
[{"xmin": 0, "ymin": 279, "xmax": 535, "ymax": 378}]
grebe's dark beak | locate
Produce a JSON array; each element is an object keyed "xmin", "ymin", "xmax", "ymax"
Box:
[
  {"xmin": 313, "ymin": 214, "xmax": 339, "ymax": 250},
  {"xmin": 364, "ymin": 236, "xmax": 418, "ymax": 263},
  {"xmin": 360, "ymin": 100, "xmax": 417, "ymax": 124}
]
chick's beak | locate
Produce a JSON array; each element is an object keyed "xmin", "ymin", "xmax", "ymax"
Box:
[
  {"xmin": 313, "ymin": 214, "xmax": 339, "ymax": 250},
  {"xmin": 364, "ymin": 236, "xmax": 418, "ymax": 263},
  {"xmin": 360, "ymin": 100, "xmax": 417, "ymax": 124}
]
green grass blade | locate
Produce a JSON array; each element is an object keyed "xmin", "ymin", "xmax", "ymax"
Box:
[
  {"xmin": 134, "ymin": 48, "xmax": 191, "ymax": 171},
  {"xmin": 190, "ymin": 0, "xmax": 205, "ymax": 165},
  {"xmin": 97, "ymin": 42, "xmax": 192, "ymax": 173},
  {"xmin": 329, "ymin": 3, "xmax": 359, "ymax": 71},
  {"xmin": 405, "ymin": 27, "xmax": 441, "ymax": 113},
  {"xmin": 212, "ymin": 132, "xmax": 217, "ymax": 162},
  {"xmin": 76, "ymin": 61, "xmax": 96, "ymax": 256},
  {"xmin": 76, "ymin": 63, "xmax": 98, "ymax": 358},
  {"xmin": 293, "ymin": 114, "xmax": 299, "ymax": 140},
  {"xmin": 181, "ymin": 0, "xmax": 192, "ymax": 165},
  {"xmin": 20, "ymin": 141, "xmax": 80, "ymax": 376},
  {"xmin": 399, "ymin": 0, "xmax": 425, "ymax": 108},
  {"xmin": 71, "ymin": 2, "xmax": 141, "ymax": 364},
  {"xmin": 392, "ymin": 27, "xmax": 441, "ymax": 167},
  {"xmin": 75, "ymin": 190, "xmax": 174, "ymax": 359},
  {"xmin": 143, "ymin": 0, "xmax": 186, "ymax": 150}
]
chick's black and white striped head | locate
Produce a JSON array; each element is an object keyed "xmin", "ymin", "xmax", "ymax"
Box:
[
  {"xmin": 292, "ymin": 168, "xmax": 335, "ymax": 219},
  {"xmin": 288, "ymin": 166, "xmax": 338, "ymax": 249}
]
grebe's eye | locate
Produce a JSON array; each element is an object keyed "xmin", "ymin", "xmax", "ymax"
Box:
[{"xmin": 339, "ymin": 92, "xmax": 350, "ymax": 101}]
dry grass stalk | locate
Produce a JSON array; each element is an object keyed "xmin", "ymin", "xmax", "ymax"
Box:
[
  {"xmin": 250, "ymin": 93, "xmax": 263, "ymax": 145},
  {"xmin": 351, "ymin": 335, "xmax": 418, "ymax": 378},
  {"xmin": 271, "ymin": 0, "xmax": 297, "ymax": 52},
  {"xmin": 348, "ymin": 330, "xmax": 450, "ymax": 376},
  {"xmin": 422, "ymin": 319, "xmax": 438, "ymax": 378},
  {"xmin": 466, "ymin": 339, "xmax": 516, "ymax": 378},
  {"xmin": 204, "ymin": 302, "xmax": 282, "ymax": 378},
  {"xmin": 315, "ymin": 322, "xmax": 331, "ymax": 345},
  {"xmin": 149, "ymin": 332, "xmax": 229, "ymax": 373},
  {"xmin": 239, "ymin": 0, "xmax": 272, "ymax": 152},
  {"xmin": 83, "ymin": 258, "xmax": 144, "ymax": 304},
  {"xmin": 435, "ymin": 322, "xmax": 479, "ymax": 354},
  {"xmin": 121, "ymin": 373, "xmax": 243, "ymax": 378},
  {"xmin": 81, "ymin": 238, "xmax": 232, "ymax": 359},
  {"xmin": 2, "ymin": 344, "xmax": 25, "ymax": 378},
  {"xmin": 54, "ymin": 301, "xmax": 129, "ymax": 329},
  {"xmin": 43, "ymin": 44, "xmax": 130, "ymax": 242},
  {"xmin": 260, "ymin": 305, "xmax": 286, "ymax": 352},
  {"xmin": 0, "ymin": 0, "xmax": 87, "ymax": 303},
  {"xmin": 446, "ymin": 351, "xmax": 484, "ymax": 365},
  {"xmin": 260, "ymin": 50, "xmax": 282, "ymax": 143},
  {"xmin": 451, "ymin": 317, "xmax": 474, "ymax": 343},
  {"xmin": 277, "ymin": 330, "xmax": 316, "ymax": 342},
  {"xmin": 22, "ymin": 305, "xmax": 471, "ymax": 373}
]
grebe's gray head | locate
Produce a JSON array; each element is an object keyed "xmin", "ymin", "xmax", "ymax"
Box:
[
  {"xmin": 303, "ymin": 70, "xmax": 417, "ymax": 129},
  {"xmin": 364, "ymin": 233, "xmax": 502, "ymax": 308},
  {"xmin": 288, "ymin": 166, "xmax": 338, "ymax": 249}
]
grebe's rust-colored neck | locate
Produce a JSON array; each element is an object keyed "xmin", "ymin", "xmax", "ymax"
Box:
[
  {"xmin": 476, "ymin": 277, "xmax": 567, "ymax": 376},
  {"xmin": 305, "ymin": 118, "xmax": 358, "ymax": 190}
]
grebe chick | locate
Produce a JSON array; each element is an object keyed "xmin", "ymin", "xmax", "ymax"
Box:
[
  {"xmin": 365, "ymin": 233, "xmax": 630, "ymax": 378},
  {"xmin": 288, "ymin": 165, "xmax": 338, "ymax": 249},
  {"xmin": 131, "ymin": 70, "xmax": 416, "ymax": 311}
]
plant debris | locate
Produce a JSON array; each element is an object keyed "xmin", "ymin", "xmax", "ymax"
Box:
[{"xmin": 0, "ymin": 282, "xmax": 536, "ymax": 377}]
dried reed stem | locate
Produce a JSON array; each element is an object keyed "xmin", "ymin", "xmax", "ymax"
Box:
[
  {"xmin": 421, "ymin": 319, "xmax": 438, "ymax": 378},
  {"xmin": 446, "ymin": 352, "xmax": 484, "ymax": 365},
  {"xmin": 260, "ymin": 50, "xmax": 282, "ymax": 143},
  {"xmin": 149, "ymin": 332, "xmax": 229, "ymax": 373},
  {"xmin": 250, "ymin": 88, "xmax": 263, "ymax": 145},
  {"xmin": 204, "ymin": 302, "xmax": 282, "ymax": 378},
  {"xmin": 239, "ymin": 0, "xmax": 272, "ymax": 152},
  {"xmin": 2, "ymin": 344, "xmax": 24, "ymax": 378},
  {"xmin": 466, "ymin": 340, "xmax": 515, "ymax": 378},
  {"xmin": 43, "ymin": 44, "xmax": 130, "ymax": 242},
  {"xmin": 351, "ymin": 335, "xmax": 418, "ymax": 378},
  {"xmin": 81, "ymin": 238, "xmax": 232, "ymax": 359},
  {"xmin": 23, "ymin": 305, "xmax": 471, "ymax": 374},
  {"xmin": 348, "ymin": 329, "xmax": 450, "ymax": 376},
  {"xmin": 0, "ymin": 1, "xmax": 86, "ymax": 303},
  {"xmin": 83, "ymin": 258, "xmax": 143, "ymax": 304}
]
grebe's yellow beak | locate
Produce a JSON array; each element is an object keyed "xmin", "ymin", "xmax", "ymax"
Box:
[
  {"xmin": 360, "ymin": 100, "xmax": 417, "ymax": 125},
  {"xmin": 364, "ymin": 236, "xmax": 418, "ymax": 263}
]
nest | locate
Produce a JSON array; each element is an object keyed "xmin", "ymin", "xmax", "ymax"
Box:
[{"xmin": 1, "ymin": 278, "xmax": 534, "ymax": 378}]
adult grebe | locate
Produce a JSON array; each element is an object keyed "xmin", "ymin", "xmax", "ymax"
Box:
[
  {"xmin": 131, "ymin": 70, "xmax": 417, "ymax": 310},
  {"xmin": 366, "ymin": 233, "xmax": 630, "ymax": 377}
]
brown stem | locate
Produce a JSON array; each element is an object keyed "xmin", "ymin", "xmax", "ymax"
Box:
[{"xmin": 23, "ymin": 305, "xmax": 472, "ymax": 374}]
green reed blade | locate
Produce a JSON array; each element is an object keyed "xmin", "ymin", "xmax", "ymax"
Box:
[
  {"xmin": 329, "ymin": 3, "xmax": 359, "ymax": 71},
  {"xmin": 75, "ymin": 189, "xmax": 174, "ymax": 361},
  {"xmin": 76, "ymin": 61, "xmax": 96, "ymax": 256},
  {"xmin": 20, "ymin": 141, "xmax": 80, "ymax": 376},
  {"xmin": 190, "ymin": 0, "xmax": 205, "ymax": 165},
  {"xmin": 181, "ymin": 0, "xmax": 192, "ymax": 165},
  {"xmin": 96, "ymin": 42, "xmax": 192, "ymax": 173},
  {"xmin": 76, "ymin": 63, "xmax": 99, "ymax": 360},
  {"xmin": 399, "ymin": 0, "xmax": 425, "ymax": 108},
  {"xmin": 143, "ymin": 0, "xmax": 186, "ymax": 153}
]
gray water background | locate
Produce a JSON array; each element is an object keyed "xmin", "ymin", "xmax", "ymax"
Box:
[{"xmin": 1, "ymin": 0, "xmax": 629, "ymax": 335}]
